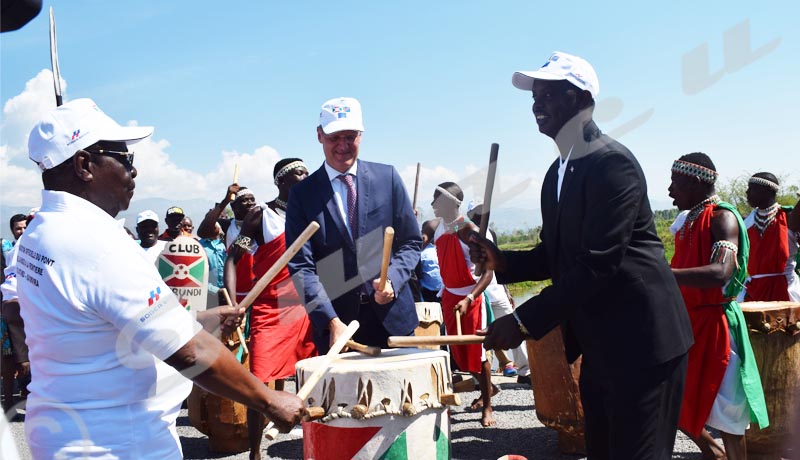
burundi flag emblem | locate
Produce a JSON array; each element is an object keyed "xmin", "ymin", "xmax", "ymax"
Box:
[{"xmin": 158, "ymin": 254, "xmax": 205, "ymax": 287}]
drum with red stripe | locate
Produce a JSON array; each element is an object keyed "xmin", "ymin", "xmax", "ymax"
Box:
[{"xmin": 296, "ymin": 348, "xmax": 452, "ymax": 460}]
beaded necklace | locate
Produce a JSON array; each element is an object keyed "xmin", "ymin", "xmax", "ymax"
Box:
[
  {"xmin": 679, "ymin": 194, "xmax": 720, "ymax": 240},
  {"xmin": 274, "ymin": 197, "xmax": 288, "ymax": 211},
  {"xmin": 753, "ymin": 202, "xmax": 780, "ymax": 236}
]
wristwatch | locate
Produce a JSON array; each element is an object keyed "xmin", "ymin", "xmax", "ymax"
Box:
[{"xmin": 511, "ymin": 310, "xmax": 530, "ymax": 337}]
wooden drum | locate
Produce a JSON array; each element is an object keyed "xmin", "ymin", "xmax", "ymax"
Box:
[
  {"xmin": 188, "ymin": 333, "xmax": 258, "ymax": 453},
  {"xmin": 526, "ymin": 327, "xmax": 586, "ymax": 455},
  {"xmin": 297, "ymin": 348, "xmax": 453, "ymax": 460},
  {"xmin": 739, "ymin": 301, "xmax": 800, "ymax": 459},
  {"xmin": 414, "ymin": 302, "xmax": 443, "ymax": 350}
]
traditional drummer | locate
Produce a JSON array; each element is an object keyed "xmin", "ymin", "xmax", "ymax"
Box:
[
  {"xmin": 224, "ymin": 157, "xmax": 317, "ymax": 459},
  {"xmin": 668, "ymin": 152, "xmax": 769, "ymax": 460},
  {"xmin": 740, "ymin": 172, "xmax": 800, "ymax": 302},
  {"xmin": 198, "ymin": 185, "xmax": 259, "ymax": 301},
  {"xmin": 17, "ymin": 99, "xmax": 304, "ymax": 459}
]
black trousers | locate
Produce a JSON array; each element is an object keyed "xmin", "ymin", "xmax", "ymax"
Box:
[{"xmin": 579, "ymin": 352, "xmax": 688, "ymax": 460}]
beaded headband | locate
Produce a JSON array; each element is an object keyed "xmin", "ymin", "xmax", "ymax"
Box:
[
  {"xmin": 274, "ymin": 161, "xmax": 307, "ymax": 185},
  {"xmin": 748, "ymin": 176, "xmax": 779, "ymax": 192},
  {"xmin": 671, "ymin": 160, "xmax": 718, "ymax": 184},
  {"xmin": 235, "ymin": 187, "xmax": 253, "ymax": 199},
  {"xmin": 435, "ymin": 186, "xmax": 462, "ymax": 206}
]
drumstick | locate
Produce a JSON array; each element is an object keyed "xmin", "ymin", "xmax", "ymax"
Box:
[
  {"xmin": 474, "ymin": 143, "xmax": 499, "ymax": 276},
  {"xmin": 346, "ymin": 340, "xmax": 381, "ymax": 357},
  {"xmin": 378, "ymin": 227, "xmax": 394, "ymax": 291},
  {"xmin": 411, "ymin": 162, "xmax": 421, "ymax": 213},
  {"xmin": 239, "ymin": 221, "xmax": 320, "ymax": 315},
  {"xmin": 455, "ymin": 309, "xmax": 462, "ymax": 336},
  {"xmin": 220, "ymin": 288, "xmax": 248, "ymax": 355},
  {"xmin": 388, "ymin": 335, "xmax": 484, "ymax": 347},
  {"xmin": 265, "ymin": 320, "xmax": 361, "ymax": 440},
  {"xmin": 229, "ymin": 163, "xmax": 240, "ymax": 201}
]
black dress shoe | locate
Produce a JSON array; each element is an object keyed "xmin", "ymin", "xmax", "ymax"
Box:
[{"xmin": 517, "ymin": 374, "xmax": 531, "ymax": 385}]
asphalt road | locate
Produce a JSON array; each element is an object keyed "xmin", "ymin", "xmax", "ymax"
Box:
[{"xmin": 4, "ymin": 372, "xmax": 714, "ymax": 460}]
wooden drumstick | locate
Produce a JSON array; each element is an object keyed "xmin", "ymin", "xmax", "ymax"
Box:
[
  {"xmin": 346, "ymin": 340, "xmax": 381, "ymax": 357},
  {"xmin": 378, "ymin": 227, "xmax": 394, "ymax": 291},
  {"xmin": 240, "ymin": 221, "xmax": 320, "ymax": 315},
  {"xmin": 388, "ymin": 334, "xmax": 484, "ymax": 348},
  {"xmin": 474, "ymin": 143, "xmax": 499, "ymax": 276},
  {"xmin": 411, "ymin": 162, "xmax": 421, "ymax": 213},
  {"xmin": 455, "ymin": 309, "xmax": 462, "ymax": 336},
  {"xmin": 229, "ymin": 163, "xmax": 239, "ymax": 201},
  {"xmin": 220, "ymin": 288, "xmax": 248, "ymax": 355},
  {"xmin": 265, "ymin": 320, "xmax": 361, "ymax": 440}
]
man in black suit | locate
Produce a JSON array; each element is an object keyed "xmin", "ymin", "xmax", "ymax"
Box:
[
  {"xmin": 469, "ymin": 52, "xmax": 694, "ymax": 459},
  {"xmin": 286, "ymin": 97, "xmax": 421, "ymax": 352}
]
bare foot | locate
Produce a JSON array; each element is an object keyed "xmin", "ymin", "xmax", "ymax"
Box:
[
  {"xmin": 481, "ymin": 407, "xmax": 496, "ymax": 427},
  {"xmin": 469, "ymin": 384, "xmax": 500, "ymax": 410},
  {"xmin": 693, "ymin": 428, "xmax": 726, "ymax": 460}
]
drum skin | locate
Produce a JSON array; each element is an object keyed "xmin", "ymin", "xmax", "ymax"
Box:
[
  {"xmin": 526, "ymin": 327, "xmax": 586, "ymax": 455},
  {"xmin": 739, "ymin": 301, "xmax": 800, "ymax": 459}
]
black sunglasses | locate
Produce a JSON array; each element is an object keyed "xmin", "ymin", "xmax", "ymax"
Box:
[{"xmin": 86, "ymin": 149, "xmax": 135, "ymax": 168}]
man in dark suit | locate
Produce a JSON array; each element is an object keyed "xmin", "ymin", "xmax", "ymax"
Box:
[
  {"xmin": 468, "ymin": 52, "xmax": 694, "ymax": 459},
  {"xmin": 286, "ymin": 97, "xmax": 421, "ymax": 352}
]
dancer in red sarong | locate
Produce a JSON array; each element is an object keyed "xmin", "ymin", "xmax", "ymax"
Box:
[
  {"xmin": 225, "ymin": 158, "xmax": 317, "ymax": 460},
  {"xmin": 741, "ymin": 172, "xmax": 800, "ymax": 302},
  {"xmin": 431, "ymin": 181, "xmax": 497, "ymax": 427},
  {"xmin": 668, "ymin": 153, "xmax": 769, "ymax": 460}
]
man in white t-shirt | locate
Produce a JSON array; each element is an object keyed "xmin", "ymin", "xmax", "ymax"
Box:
[
  {"xmin": 17, "ymin": 98, "xmax": 303, "ymax": 460},
  {"xmin": 135, "ymin": 209, "xmax": 167, "ymax": 264}
]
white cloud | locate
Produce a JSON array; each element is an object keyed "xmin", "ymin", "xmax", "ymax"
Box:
[
  {"xmin": 0, "ymin": 71, "xmax": 284, "ymax": 208},
  {"xmin": 1, "ymin": 70, "xmax": 538, "ymax": 217}
]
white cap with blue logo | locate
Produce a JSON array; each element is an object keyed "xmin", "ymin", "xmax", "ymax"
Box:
[
  {"xmin": 319, "ymin": 97, "xmax": 364, "ymax": 134},
  {"xmin": 512, "ymin": 51, "xmax": 599, "ymax": 98}
]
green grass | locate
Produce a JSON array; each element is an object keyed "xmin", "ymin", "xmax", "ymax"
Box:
[
  {"xmin": 496, "ymin": 239, "xmax": 550, "ymax": 300},
  {"xmin": 496, "ymin": 212, "xmax": 678, "ymax": 301}
]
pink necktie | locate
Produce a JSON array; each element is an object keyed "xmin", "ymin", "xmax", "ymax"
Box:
[{"xmin": 338, "ymin": 174, "xmax": 358, "ymax": 239}]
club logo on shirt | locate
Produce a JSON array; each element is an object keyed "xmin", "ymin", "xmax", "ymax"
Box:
[
  {"xmin": 148, "ymin": 286, "xmax": 161, "ymax": 306},
  {"xmin": 71, "ymin": 129, "xmax": 81, "ymax": 140}
]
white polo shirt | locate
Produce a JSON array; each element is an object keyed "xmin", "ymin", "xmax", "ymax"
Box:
[
  {"xmin": 17, "ymin": 190, "xmax": 201, "ymax": 460},
  {"xmin": 140, "ymin": 239, "xmax": 167, "ymax": 265}
]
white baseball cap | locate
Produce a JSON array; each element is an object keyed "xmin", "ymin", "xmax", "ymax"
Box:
[
  {"xmin": 136, "ymin": 210, "xmax": 159, "ymax": 225},
  {"xmin": 319, "ymin": 97, "xmax": 364, "ymax": 134},
  {"xmin": 512, "ymin": 51, "xmax": 600, "ymax": 98},
  {"xmin": 28, "ymin": 98, "xmax": 153, "ymax": 171}
]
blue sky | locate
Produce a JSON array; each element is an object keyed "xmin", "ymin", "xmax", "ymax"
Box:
[{"xmin": 1, "ymin": 1, "xmax": 798, "ymax": 230}]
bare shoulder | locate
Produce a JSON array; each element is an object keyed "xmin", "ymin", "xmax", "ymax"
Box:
[{"xmin": 710, "ymin": 207, "xmax": 739, "ymax": 241}]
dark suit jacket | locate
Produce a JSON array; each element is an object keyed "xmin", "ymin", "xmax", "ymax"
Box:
[
  {"xmin": 286, "ymin": 160, "xmax": 421, "ymax": 349},
  {"xmin": 499, "ymin": 122, "xmax": 693, "ymax": 370}
]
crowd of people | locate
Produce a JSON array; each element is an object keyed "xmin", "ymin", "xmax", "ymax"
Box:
[{"xmin": 1, "ymin": 50, "xmax": 798, "ymax": 460}]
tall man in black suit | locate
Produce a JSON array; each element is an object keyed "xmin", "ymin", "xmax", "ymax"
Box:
[
  {"xmin": 286, "ymin": 97, "xmax": 421, "ymax": 352},
  {"xmin": 469, "ymin": 52, "xmax": 694, "ymax": 459}
]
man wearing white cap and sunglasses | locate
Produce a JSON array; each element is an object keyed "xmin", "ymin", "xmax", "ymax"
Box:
[
  {"xmin": 17, "ymin": 98, "xmax": 303, "ymax": 459},
  {"xmin": 286, "ymin": 97, "xmax": 421, "ymax": 353},
  {"xmin": 468, "ymin": 52, "xmax": 693, "ymax": 459}
]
